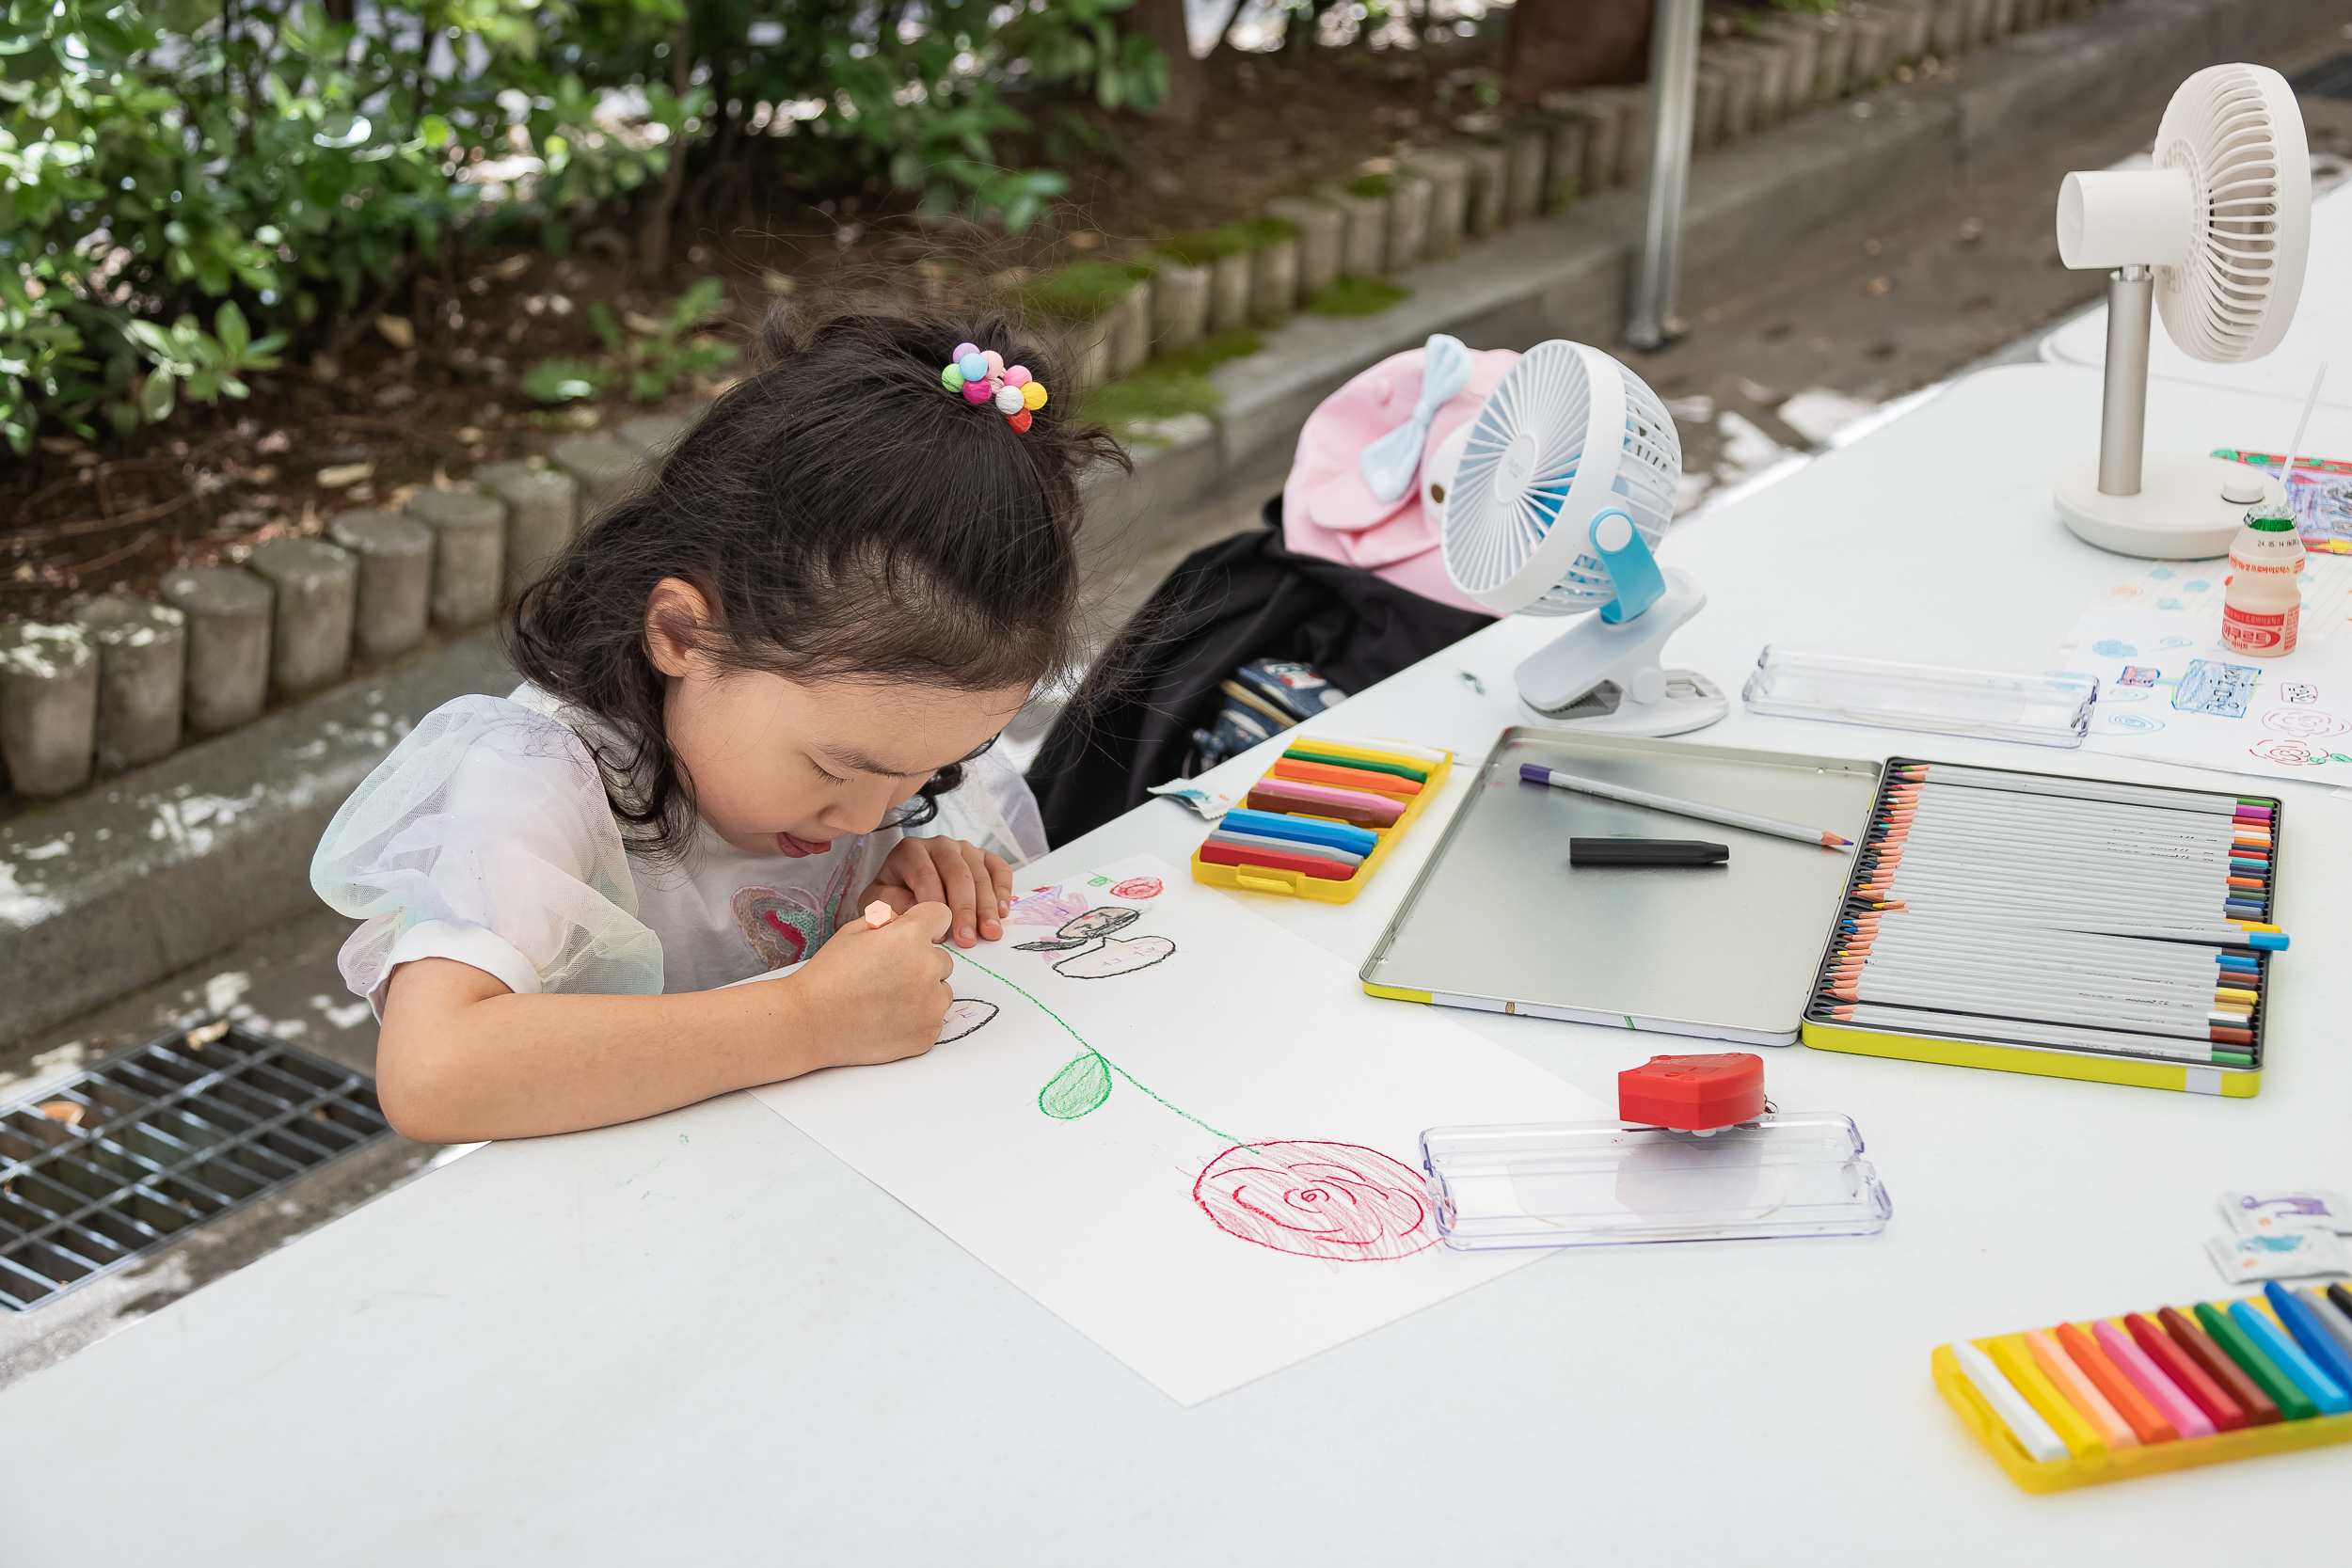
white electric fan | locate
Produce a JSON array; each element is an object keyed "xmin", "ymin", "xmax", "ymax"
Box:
[
  {"xmin": 2052, "ymin": 62, "xmax": 2310, "ymax": 557},
  {"xmin": 1427, "ymin": 339, "xmax": 1727, "ymax": 736}
]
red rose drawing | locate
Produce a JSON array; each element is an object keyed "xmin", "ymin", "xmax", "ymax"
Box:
[
  {"xmin": 1109, "ymin": 876, "xmax": 1165, "ymax": 900},
  {"xmin": 1192, "ymin": 1141, "xmax": 1438, "ymax": 1261}
]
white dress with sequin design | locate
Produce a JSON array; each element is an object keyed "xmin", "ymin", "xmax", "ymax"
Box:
[{"xmin": 310, "ymin": 683, "xmax": 1047, "ymax": 1013}]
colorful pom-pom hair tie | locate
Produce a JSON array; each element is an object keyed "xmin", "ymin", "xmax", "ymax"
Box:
[{"xmin": 941, "ymin": 341, "xmax": 1049, "ymax": 433}]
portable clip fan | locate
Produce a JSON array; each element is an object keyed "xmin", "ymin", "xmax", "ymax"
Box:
[
  {"xmin": 1428, "ymin": 340, "xmax": 1727, "ymax": 736},
  {"xmin": 2052, "ymin": 62, "xmax": 2310, "ymax": 557}
]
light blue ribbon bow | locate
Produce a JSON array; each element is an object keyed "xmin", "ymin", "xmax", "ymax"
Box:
[{"xmin": 1358, "ymin": 334, "xmax": 1473, "ymax": 504}]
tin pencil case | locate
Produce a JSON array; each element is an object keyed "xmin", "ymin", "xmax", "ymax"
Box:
[
  {"xmin": 1934, "ymin": 1284, "xmax": 2352, "ymax": 1493},
  {"xmin": 1190, "ymin": 737, "xmax": 1454, "ymax": 906}
]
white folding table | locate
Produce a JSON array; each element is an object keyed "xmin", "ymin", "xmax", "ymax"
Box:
[{"xmin": 3, "ymin": 364, "xmax": 2348, "ymax": 1565}]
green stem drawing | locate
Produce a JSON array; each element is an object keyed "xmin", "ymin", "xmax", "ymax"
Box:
[{"xmin": 951, "ymin": 951, "xmax": 1247, "ymax": 1148}]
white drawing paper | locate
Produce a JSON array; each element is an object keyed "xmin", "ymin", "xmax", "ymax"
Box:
[
  {"xmin": 747, "ymin": 854, "xmax": 1604, "ymax": 1405},
  {"xmin": 2057, "ymin": 605, "xmax": 2352, "ymax": 785}
]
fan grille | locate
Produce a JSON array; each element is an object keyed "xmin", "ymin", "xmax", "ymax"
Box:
[
  {"xmin": 1525, "ymin": 362, "xmax": 1682, "ymax": 615},
  {"xmin": 1441, "ymin": 341, "xmax": 1683, "ymax": 617},
  {"xmin": 2154, "ymin": 63, "xmax": 2310, "ymax": 362},
  {"xmin": 1443, "ymin": 342, "xmax": 1592, "ymax": 601}
]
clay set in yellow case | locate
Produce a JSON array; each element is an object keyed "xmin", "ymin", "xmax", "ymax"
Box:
[
  {"xmin": 1189, "ymin": 738, "xmax": 1454, "ymax": 906},
  {"xmin": 1933, "ymin": 1285, "xmax": 2352, "ymax": 1493}
]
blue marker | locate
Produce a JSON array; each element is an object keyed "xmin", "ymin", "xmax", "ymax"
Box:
[
  {"xmin": 2265, "ymin": 1282, "xmax": 2352, "ymax": 1397},
  {"xmin": 2229, "ymin": 1300, "xmax": 2352, "ymax": 1414}
]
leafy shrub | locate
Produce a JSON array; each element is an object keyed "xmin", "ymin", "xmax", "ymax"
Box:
[
  {"xmin": 1, "ymin": 0, "xmax": 1169, "ymax": 452},
  {"xmin": 522, "ymin": 276, "xmax": 738, "ymax": 404}
]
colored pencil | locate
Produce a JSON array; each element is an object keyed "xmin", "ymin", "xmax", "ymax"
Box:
[
  {"xmin": 1887, "ymin": 763, "xmax": 2265, "ymax": 815},
  {"xmin": 1821, "ymin": 1005, "xmax": 2252, "ymax": 1064},
  {"xmin": 1518, "ymin": 763, "xmax": 1853, "ymax": 849}
]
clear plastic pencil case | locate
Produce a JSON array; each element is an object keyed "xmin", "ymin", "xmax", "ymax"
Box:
[
  {"xmin": 1741, "ymin": 644, "xmax": 2098, "ymax": 747},
  {"xmin": 1419, "ymin": 1115, "xmax": 1892, "ymax": 1250}
]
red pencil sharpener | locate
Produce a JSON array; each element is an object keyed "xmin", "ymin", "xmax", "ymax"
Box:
[{"xmin": 1617, "ymin": 1053, "xmax": 1767, "ymax": 1132}]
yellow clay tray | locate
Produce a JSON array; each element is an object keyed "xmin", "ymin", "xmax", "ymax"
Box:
[
  {"xmin": 1932, "ymin": 1297, "xmax": 2352, "ymax": 1492},
  {"xmin": 1190, "ymin": 740, "xmax": 1454, "ymax": 906}
]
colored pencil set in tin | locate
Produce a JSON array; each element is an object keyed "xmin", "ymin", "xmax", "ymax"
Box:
[
  {"xmin": 1189, "ymin": 736, "xmax": 1454, "ymax": 905},
  {"xmin": 1934, "ymin": 1280, "xmax": 2352, "ymax": 1491}
]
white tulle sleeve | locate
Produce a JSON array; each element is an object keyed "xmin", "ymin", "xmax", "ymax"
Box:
[
  {"xmin": 905, "ymin": 745, "xmax": 1049, "ymax": 867},
  {"xmin": 310, "ymin": 694, "xmax": 665, "ymax": 1009}
]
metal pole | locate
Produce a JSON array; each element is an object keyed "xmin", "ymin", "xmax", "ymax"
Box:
[
  {"xmin": 2097, "ymin": 264, "xmax": 2152, "ymax": 497},
  {"xmin": 1625, "ymin": 0, "xmax": 1703, "ymax": 351}
]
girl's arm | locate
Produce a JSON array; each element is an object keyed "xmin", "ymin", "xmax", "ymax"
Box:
[{"xmin": 374, "ymin": 902, "xmax": 956, "ymax": 1143}]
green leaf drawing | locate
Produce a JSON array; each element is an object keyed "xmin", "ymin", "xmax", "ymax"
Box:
[{"xmin": 1038, "ymin": 1052, "xmax": 1112, "ymax": 1119}]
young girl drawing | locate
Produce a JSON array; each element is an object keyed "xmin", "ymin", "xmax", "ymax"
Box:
[{"xmin": 311, "ymin": 310, "xmax": 1120, "ymax": 1144}]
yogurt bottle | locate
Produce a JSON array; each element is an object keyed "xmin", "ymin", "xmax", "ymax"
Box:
[{"xmin": 2221, "ymin": 507, "xmax": 2304, "ymax": 657}]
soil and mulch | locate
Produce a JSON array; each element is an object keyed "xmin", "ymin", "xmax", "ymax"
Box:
[{"xmin": 2, "ymin": 39, "xmax": 1513, "ymax": 626}]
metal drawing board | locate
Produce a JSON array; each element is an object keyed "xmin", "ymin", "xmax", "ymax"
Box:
[{"xmin": 1361, "ymin": 728, "xmax": 1883, "ymax": 1045}]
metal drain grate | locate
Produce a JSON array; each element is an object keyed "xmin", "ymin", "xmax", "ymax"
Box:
[{"xmin": 0, "ymin": 1021, "xmax": 393, "ymax": 1311}]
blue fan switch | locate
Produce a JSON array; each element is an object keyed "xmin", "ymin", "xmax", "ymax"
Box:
[{"xmin": 1590, "ymin": 509, "xmax": 1665, "ymax": 624}]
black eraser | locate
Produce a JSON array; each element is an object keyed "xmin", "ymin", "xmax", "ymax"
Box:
[{"xmin": 1569, "ymin": 837, "xmax": 1731, "ymax": 867}]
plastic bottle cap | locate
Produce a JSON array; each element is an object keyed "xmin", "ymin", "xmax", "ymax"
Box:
[
  {"xmin": 2248, "ymin": 513, "xmax": 2297, "ymax": 532},
  {"xmin": 2220, "ymin": 474, "xmax": 2267, "ymax": 504}
]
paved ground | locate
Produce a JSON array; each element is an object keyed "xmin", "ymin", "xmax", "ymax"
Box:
[{"xmin": 7, "ymin": 45, "xmax": 2349, "ymax": 1388}]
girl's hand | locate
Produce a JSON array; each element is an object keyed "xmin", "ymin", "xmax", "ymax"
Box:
[
  {"xmin": 864, "ymin": 836, "xmax": 1012, "ymax": 948},
  {"xmin": 790, "ymin": 901, "xmax": 957, "ymax": 1067}
]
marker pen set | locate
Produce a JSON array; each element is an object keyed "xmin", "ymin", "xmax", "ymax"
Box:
[
  {"xmin": 1190, "ymin": 736, "xmax": 1454, "ymax": 905},
  {"xmin": 1937, "ymin": 1281, "xmax": 2352, "ymax": 1492},
  {"xmin": 1804, "ymin": 758, "xmax": 2286, "ymax": 1095}
]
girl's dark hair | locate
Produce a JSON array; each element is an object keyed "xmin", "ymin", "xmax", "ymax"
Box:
[{"xmin": 509, "ymin": 306, "xmax": 1126, "ymax": 860}]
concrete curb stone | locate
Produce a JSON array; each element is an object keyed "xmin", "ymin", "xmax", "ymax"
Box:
[
  {"xmin": 72, "ymin": 597, "xmax": 186, "ymax": 774},
  {"xmin": 0, "ymin": 630, "xmax": 517, "ymax": 1045},
  {"xmin": 160, "ymin": 567, "xmax": 272, "ymax": 738}
]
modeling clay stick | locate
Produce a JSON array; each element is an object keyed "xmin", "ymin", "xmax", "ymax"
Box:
[
  {"xmin": 1283, "ymin": 746, "xmax": 1428, "ymax": 784},
  {"xmin": 2126, "ymin": 1313, "xmax": 2250, "ymax": 1431},
  {"xmin": 1519, "ymin": 762, "xmax": 1853, "ymax": 849},
  {"xmin": 2055, "ymin": 1323, "xmax": 2178, "ymax": 1444},
  {"xmin": 2288, "ymin": 1285, "xmax": 2352, "ymax": 1372},
  {"xmin": 1269, "ymin": 756, "xmax": 1422, "ymax": 797},
  {"xmin": 1986, "ymin": 1335, "xmax": 2106, "ymax": 1456},
  {"xmin": 2093, "ymin": 1320, "xmax": 2216, "ymax": 1439},
  {"xmin": 1217, "ymin": 806, "xmax": 1379, "ymax": 856},
  {"xmin": 1949, "ymin": 1340, "xmax": 2068, "ymax": 1463},
  {"xmin": 1205, "ymin": 828, "xmax": 1365, "ymax": 866},
  {"xmin": 2222, "ymin": 1302, "xmax": 2345, "ymax": 1416},
  {"xmin": 1245, "ymin": 778, "xmax": 1404, "ymax": 829},
  {"xmin": 1304, "ymin": 732, "xmax": 1446, "ymax": 764},
  {"xmin": 865, "ymin": 901, "xmax": 896, "ymax": 929},
  {"xmin": 1196, "ymin": 841, "xmax": 1359, "ymax": 881},
  {"xmin": 2026, "ymin": 1328, "xmax": 2138, "ymax": 1449},
  {"xmin": 2169, "ymin": 1307, "xmax": 2291, "ymax": 1423}
]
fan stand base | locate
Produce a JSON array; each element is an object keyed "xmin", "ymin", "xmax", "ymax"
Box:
[
  {"xmin": 2055, "ymin": 454, "xmax": 2284, "ymax": 559},
  {"xmin": 1511, "ymin": 569, "xmax": 1731, "ymax": 738}
]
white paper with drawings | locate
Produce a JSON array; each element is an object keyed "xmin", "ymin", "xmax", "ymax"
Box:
[
  {"xmin": 746, "ymin": 853, "xmax": 1603, "ymax": 1405},
  {"xmin": 2056, "ymin": 606, "xmax": 2352, "ymax": 785}
]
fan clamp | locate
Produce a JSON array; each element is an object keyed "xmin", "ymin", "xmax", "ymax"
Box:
[{"xmin": 1512, "ymin": 511, "xmax": 1728, "ymax": 736}]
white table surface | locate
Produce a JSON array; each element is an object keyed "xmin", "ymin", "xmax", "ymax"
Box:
[
  {"xmin": 5, "ymin": 365, "xmax": 2352, "ymax": 1566},
  {"xmin": 2041, "ymin": 177, "xmax": 2351, "ymax": 409}
]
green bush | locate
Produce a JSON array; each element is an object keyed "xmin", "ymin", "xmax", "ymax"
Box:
[{"xmin": 0, "ymin": 0, "xmax": 1169, "ymax": 454}]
